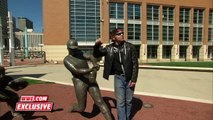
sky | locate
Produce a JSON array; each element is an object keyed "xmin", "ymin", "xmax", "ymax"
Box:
[{"xmin": 8, "ymin": 0, "xmax": 43, "ymax": 32}]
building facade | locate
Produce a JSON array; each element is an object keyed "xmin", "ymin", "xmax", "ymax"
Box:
[
  {"xmin": 43, "ymin": 0, "xmax": 213, "ymax": 62},
  {"xmin": 0, "ymin": 0, "xmax": 8, "ymax": 46},
  {"xmin": 15, "ymin": 32, "xmax": 43, "ymax": 50},
  {"xmin": 17, "ymin": 17, "xmax": 33, "ymax": 31}
]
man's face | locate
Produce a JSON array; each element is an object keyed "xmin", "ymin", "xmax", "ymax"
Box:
[{"xmin": 112, "ymin": 30, "xmax": 124, "ymax": 43}]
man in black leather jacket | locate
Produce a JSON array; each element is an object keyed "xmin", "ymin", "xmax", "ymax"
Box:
[{"xmin": 93, "ymin": 28, "xmax": 138, "ymax": 120}]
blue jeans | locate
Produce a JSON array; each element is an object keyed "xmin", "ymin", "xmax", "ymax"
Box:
[{"xmin": 114, "ymin": 74, "xmax": 134, "ymax": 120}]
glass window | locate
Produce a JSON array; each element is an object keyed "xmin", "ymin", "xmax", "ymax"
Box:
[
  {"xmin": 192, "ymin": 46, "xmax": 200, "ymax": 59},
  {"xmin": 163, "ymin": 26, "xmax": 174, "ymax": 41},
  {"xmin": 147, "ymin": 5, "xmax": 159, "ymax": 21},
  {"xmin": 209, "ymin": 28, "xmax": 213, "ymax": 41},
  {"xmin": 179, "ymin": 27, "xmax": 190, "ymax": 41},
  {"xmin": 147, "ymin": 45, "xmax": 157, "ymax": 58},
  {"xmin": 208, "ymin": 46, "xmax": 213, "ymax": 59},
  {"xmin": 109, "ymin": 2, "xmax": 124, "ymax": 19},
  {"xmin": 163, "ymin": 7, "xmax": 174, "ymax": 22},
  {"xmin": 179, "ymin": 46, "xmax": 187, "ymax": 59},
  {"xmin": 128, "ymin": 24, "xmax": 141, "ymax": 40},
  {"xmin": 147, "ymin": 25, "xmax": 159, "ymax": 41},
  {"xmin": 128, "ymin": 4, "xmax": 141, "ymax": 20},
  {"xmin": 180, "ymin": 8, "xmax": 190, "ymax": 23},
  {"xmin": 193, "ymin": 27, "xmax": 203, "ymax": 41},
  {"xmin": 209, "ymin": 10, "xmax": 213, "ymax": 24},
  {"xmin": 193, "ymin": 9, "xmax": 204, "ymax": 24},
  {"xmin": 70, "ymin": 0, "xmax": 100, "ymax": 41},
  {"xmin": 163, "ymin": 46, "xmax": 172, "ymax": 58}
]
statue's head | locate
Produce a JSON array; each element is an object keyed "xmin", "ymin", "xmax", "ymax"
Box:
[{"xmin": 67, "ymin": 39, "xmax": 78, "ymax": 49}]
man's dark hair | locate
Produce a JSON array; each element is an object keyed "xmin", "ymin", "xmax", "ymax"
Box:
[{"xmin": 110, "ymin": 27, "xmax": 123, "ymax": 38}]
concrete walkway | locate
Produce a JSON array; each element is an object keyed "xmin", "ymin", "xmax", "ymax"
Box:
[{"xmin": 5, "ymin": 64, "xmax": 213, "ymax": 104}]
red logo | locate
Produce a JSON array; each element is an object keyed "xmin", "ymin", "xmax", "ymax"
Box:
[{"xmin": 15, "ymin": 95, "xmax": 53, "ymax": 111}]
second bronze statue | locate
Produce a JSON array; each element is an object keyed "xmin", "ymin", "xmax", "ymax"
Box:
[{"xmin": 63, "ymin": 39, "xmax": 113, "ymax": 120}]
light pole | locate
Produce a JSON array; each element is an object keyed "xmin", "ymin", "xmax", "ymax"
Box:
[
  {"xmin": 0, "ymin": 17, "xmax": 4, "ymax": 66},
  {"xmin": 8, "ymin": 11, "xmax": 15, "ymax": 66}
]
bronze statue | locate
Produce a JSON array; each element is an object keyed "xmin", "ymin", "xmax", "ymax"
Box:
[
  {"xmin": 0, "ymin": 66, "xmax": 28, "ymax": 119},
  {"xmin": 63, "ymin": 39, "xmax": 113, "ymax": 120}
]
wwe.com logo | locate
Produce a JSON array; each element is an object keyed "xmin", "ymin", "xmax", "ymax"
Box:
[{"xmin": 15, "ymin": 95, "xmax": 53, "ymax": 111}]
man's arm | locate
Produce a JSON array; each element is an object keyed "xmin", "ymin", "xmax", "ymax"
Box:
[
  {"xmin": 93, "ymin": 38, "xmax": 107, "ymax": 58},
  {"xmin": 130, "ymin": 45, "xmax": 139, "ymax": 83}
]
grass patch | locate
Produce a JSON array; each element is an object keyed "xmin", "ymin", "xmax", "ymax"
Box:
[
  {"xmin": 16, "ymin": 77, "xmax": 55, "ymax": 85},
  {"xmin": 143, "ymin": 61, "xmax": 213, "ymax": 68}
]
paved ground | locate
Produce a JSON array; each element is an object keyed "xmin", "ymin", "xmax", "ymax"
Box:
[
  {"xmin": 0, "ymin": 61, "xmax": 213, "ymax": 120},
  {"xmin": 0, "ymin": 84, "xmax": 212, "ymax": 120}
]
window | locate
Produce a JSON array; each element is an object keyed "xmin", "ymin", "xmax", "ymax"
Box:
[
  {"xmin": 163, "ymin": 7, "xmax": 174, "ymax": 22},
  {"xmin": 193, "ymin": 27, "xmax": 203, "ymax": 42},
  {"xmin": 147, "ymin": 45, "xmax": 157, "ymax": 58},
  {"xmin": 128, "ymin": 4, "xmax": 141, "ymax": 20},
  {"xmin": 179, "ymin": 46, "xmax": 187, "ymax": 59},
  {"xmin": 70, "ymin": 0, "xmax": 100, "ymax": 41},
  {"xmin": 127, "ymin": 3, "xmax": 141, "ymax": 42},
  {"xmin": 163, "ymin": 26, "xmax": 174, "ymax": 41},
  {"xmin": 209, "ymin": 28, "xmax": 213, "ymax": 41},
  {"xmin": 192, "ymin": 46, "xmax": 200, "ymax": 59},
  {"xmin": 147, "ymin": 5, "xmax": 159, "ymax": 21},
  {"xmin": 179, "ymin": 8, "xmax": 190, "ymax": 23},
  {"xmin": 128, "ymin": 24, "xmax": 141, "ymax": 40},
  {"xmin": 194, "ymin": 9, "xmax": 204, "ymax": 24},
  {"xmin": 209, "ymin": 10, "xmax": 213, "ymax": 24},
  {"xmin": 163, "ymin": 46, "xmax": 172, "ymax": 58},
  {"xmin": 179, "ymin": 27, "xmax": 190, "ymax": 41},
  {"xmin": 209, "ymin": 10, "xmax": 213, "ymax": 41},
  {"xmin": 147, "ymin": 25, "xmax": 159, "ymax": 41},
  {"xmin": 193, "ymin": 9, "xmax": 204, "ymax": 42},
  {"xmin": 208, "ymin": 46, "xmax": 213, "ymax": 59},
  {"xmin": 110, "ymin": 2, "xmax": 124, "ymax": 19}
]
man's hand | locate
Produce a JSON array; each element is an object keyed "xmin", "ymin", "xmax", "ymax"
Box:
[
  {"xmin": 95, "ymin": 38, "xmax": 103, "ymax": 45},
  {"xmin": 128, "ymin": 81, "xmax": 136, "ymax": 87}
]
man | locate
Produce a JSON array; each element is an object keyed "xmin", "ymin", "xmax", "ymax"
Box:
[
  {"xmin": 63, "ymin": 39, "xmax": 113, "ymax": 120},
  {"xmin": 93, "ymin": 28, "xmax": 139, "ymax": 120}
]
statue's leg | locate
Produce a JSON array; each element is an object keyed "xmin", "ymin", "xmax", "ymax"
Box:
[
  {"xmin": 70, "ymin": 78, "xmax": 88, "ymax": 112},
  {"xmin": 89, "ymin": 84, "xmax": 113, "ymax": 120}
]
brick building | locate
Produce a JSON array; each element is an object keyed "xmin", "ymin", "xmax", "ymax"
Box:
[{"xmin": 43, "ymin": 0, "xmax": 213, "ymax": 62}]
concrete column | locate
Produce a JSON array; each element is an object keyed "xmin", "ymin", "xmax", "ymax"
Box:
[
  {"xmin": 171, "ymin": 44, "xmax": 179, "ymax": 61},
  {"xmin": 139, "ymin": 44, "xmax": 147, "ymax": 63},
  {"xmin": 186, "ymin": 45, "xmax": 192, "ymax": 61},
  {"xmin": 199, "ymin": 45, "xmax": 208, "ymax": 61},
  {"xmin": 157, "ymin": 44, "xmax": 162, "ymax": 61}
]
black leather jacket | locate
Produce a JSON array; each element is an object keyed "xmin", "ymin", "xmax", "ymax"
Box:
[{"xmin": 93, "ymin": 41, "xmax": 138, "ymax": 82}]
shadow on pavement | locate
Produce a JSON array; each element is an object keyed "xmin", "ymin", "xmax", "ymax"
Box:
[
  {"xmin": 8, "ymin": 74, "xmax": 47, "ymax": 80},
  {"xmin": 0, "ymin": 111, "xmax": 48, "ymax": 120},
  {"xmin": 23, "ymin": 111, "xmax": 48, "ymax": 120},
  {"xmin": 130, "ymin": 97, "xmax": 143, "ymax": 119},
  {"xmin": 80, "ymin": 96, "xmax": 116, "ymax": 119},
  {"xmin": 0, "ymin": 111, "xmax": 13, "ymax": 120}
]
